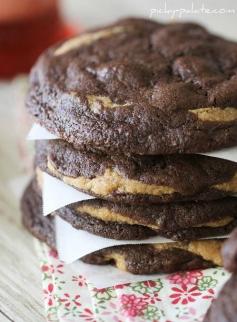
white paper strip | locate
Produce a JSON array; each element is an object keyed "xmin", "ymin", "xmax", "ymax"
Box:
[
  {"xmin": 55, "ymin": 216, "xmax": 228, "ymax": 264},
  {"xmin": 27, "ymin": 123, "xmax": 59, "ymax": 140},
  {"xmin": 43, "ymin": 172, "xmax": 95, "ymax": 216},
  {"xmin": 56, "ymin": 216, "xmax": 173, "ymax": 263},
  {"xmin": 200, "ymin": 147, "xmax": 237, "ymax": 163},
  {"xmin": 72, "ymin": 260, "xmax": 166, "ymax": 289},
  {"xmin": 28, "ymin": 123, "xmax": 237, "ymax": 162}
]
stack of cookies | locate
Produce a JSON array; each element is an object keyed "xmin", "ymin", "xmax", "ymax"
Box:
[{"xmin": 21, "ymin": 18, "xmax": 237, "ymax": 275}]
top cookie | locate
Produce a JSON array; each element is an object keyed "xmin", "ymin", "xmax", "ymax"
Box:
[{"xmin": 27, "ymin": 18, "xmax": 237, "ymax": 155}]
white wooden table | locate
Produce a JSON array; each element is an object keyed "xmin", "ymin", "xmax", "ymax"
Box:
[{"xmin": 0, "ymin": 79, "xmax": 45, "ymax": 322}]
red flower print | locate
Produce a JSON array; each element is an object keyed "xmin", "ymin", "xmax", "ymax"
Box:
[
  {"xmin": 59, "ymin": 293, "xmax": 81, "ymax": 308},
  {"xmin": 43, "ymin": 283, "xmax": 55, "ymax": 306},
  {"xmin": 72, "ymin": 275, "xmax": 86, "ymax": 287},
  {"xmin": 49, "ymin": 264, "xmax": 64, "ymax": 274},
  {"xmin": 202, "ymin": 288, "xmax": 215, "ymax": 300},
  {"xmin": 115, "ymin": 283, "xmax": 130, "ymax": 289},
  {"xmin": 143, "ymin": 280, "xmax": 157, "ymax": 288},
  {"xmin": 79, "ymin": 308, "xmax": 96, "ymax": 321},
  {"xmin": 143, "ymin": 292, "xmax": 161, "ymax": 304},
  {"xmin": 120, "ymin": 294, "xmax": 148, "ymax": 317},
  {"xmin": 170, "ymin": 285, "xmax": 201, "ymax": 305},
  {"xmin": 115, "ymin": 284, "xmax": 124, "ymax": 289},
  {"xmin": 168, "ymin": 270, "xmax": 203, "ymax": 286},
  {"xmin": 59, "ymin": 293, "xmax": 71, "ymax": 308},
  {"xmin": 49, "ymin": 248, "xmax": 58, "ymax": 259},
  {"xmin": 41, "ymin": 264, "xmax": 49, "ymax": 272},
  {"xmin": 72, "ymin": 295, "xmax": 81, "ymax": 307},
  {"xmin": 41, "ymin": 263, "xmax": 64, "ymax": 274}
]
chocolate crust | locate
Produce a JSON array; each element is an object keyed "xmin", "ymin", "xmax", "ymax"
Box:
[
  {"xmin": 27, "ymin": 18, "xmax": 237, "ymax": 155},
  {"xmin": 21, "ymin": 180, "xmax": 55, "ymax": 248},
  {"xmin": 203, "ymin": 274, "xmax": 237, "ymax": 322},
  {"xmin": 36, "ymin": 140, "xmax": 237, "ymax": 204}
]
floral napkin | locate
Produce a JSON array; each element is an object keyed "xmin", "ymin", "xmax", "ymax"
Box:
[{"xmin": 35, "ymin": 240, "xmax": 230, "ymax": 322}]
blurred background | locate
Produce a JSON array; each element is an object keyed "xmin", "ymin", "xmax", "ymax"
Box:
[
  {"xmin": 63, "ymin": 0, "xmax": 237, "ymax": 39},
  {"xmin": 0, "ymin": 0, "xmax": 236, "ymax": 78}
]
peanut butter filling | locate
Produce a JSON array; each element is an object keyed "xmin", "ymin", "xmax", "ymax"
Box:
[
  {"xmin": 47, "ymin": 159, "xmax": 175, "ymax": 196},
  {"xmin": 47, "ymin": 159, "xmax": 237, "ymax": 197},
  {"xmin": 77, "ymin": 204, "xmax": 234, "ymax": 230},
  {"xmin": 77, "ymin": 204, "xmax": 147, "ymax": 227},
  {"xmin": 54, "ymin": 26, "xmax": 126, "ymax": 56},
  {"xmin": 194, "ymin": 217, "xmax": 233, "ymax": 228},
  {"xmin": 86, "ymin": 95, "xmax": 131, "ymax": 113},
  {"xmin": 104, "ymin": 253, "xmax": 127, "ymax": 271},
  {"xmin": 214, "ymin": 173, "xmax": 237, "ymax": 192},
  {"xmin": 190, "ymin": 107, "xmax": 237, "ymax": 122}
]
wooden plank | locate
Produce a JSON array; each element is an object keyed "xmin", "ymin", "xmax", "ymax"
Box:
[
  {"xmin": 0, "ymin": 79, "xmax": 45, "ymax": 322},
  {"xmin": 0, "ymin": 198, "xmax": 45, "ymax": 322}
]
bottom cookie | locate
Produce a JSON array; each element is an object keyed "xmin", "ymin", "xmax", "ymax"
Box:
[
  {"xmin": 82, "ymin": 240, "xmax": 223, "ymax": 275},
  {"xmin": 21, "ymin": 180, "xmax": 224, "ymax": 275},
  {"xmin": 21, "ymin": 180, "xmax": 56, "ymax": 248}
]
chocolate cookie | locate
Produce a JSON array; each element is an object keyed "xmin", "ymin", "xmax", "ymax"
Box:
[
  {"xmin": 36, "ymin": 140, "xmax": 237, "ymax": 204},
  {"xmin": 82, "ymin": 240, "xmax": 223, "ymax": 274},
  {"xmin": 27, "ymin": 18, "xmax": 237, "ymax": 155},
  {"xmin": 57, "ymin": 197, "xmax": 237, "ymax": 241},
  {"xmin": 33, "ymin": 171, "xmax": 237, "ymax": 241},
  {"xmin": 203, "ymin": 274, "xmax": 237, "ymax": 322},
  {"xmin": 21, "ymin": 180, "xmax": 224, "ymax": 275},
  {"xmin": 21, "ymin": 180, "xmax": 55, "ymax": 248}
]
